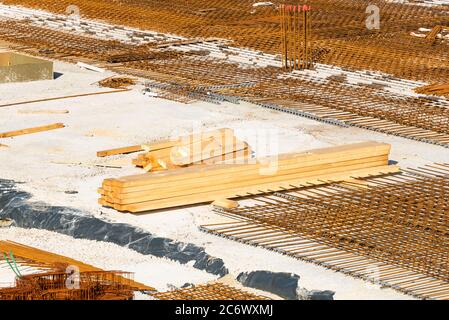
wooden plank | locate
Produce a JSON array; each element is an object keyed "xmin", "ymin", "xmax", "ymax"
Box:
[
  {"xmin": 103, "ymin": 159, "xmax": 390, "ymax": 205},
  {"xmin": 142, "ymin": 128, "xmax": 235, "ymax": 153},
  {"xmin": 0, "ymin": 123, "xmax": 65, "ymax": 138},
  {"xmin": 212, "ymin": 199, "xmax": 240, "ymax": 209},
  {"xmin": 97, "ymin": 145, "xmax": 145, "ymax": 157},
  {"xmin": 171, "ymin": 140, "xmax": 249, "ymax": 166},
  {"xmin": 18, "ymin": 109, "xmax": 69, "ymax": 115},
  {"xmin": 104, "ymin": 165, "xmax": 400, "ymax": 213},
  {"xmin": 97, "ymin": 128, "xmax": 233, "ymax": 159},
  {"xmin": 101, "ymin": 156, "xmax": 390, "ymax": 199},
  {"xmin": 107, "ymin": 142, "xmax": 391, "ymax": 187},
  {"xmin": 0, "ymin": 89, "xmax": 130, "ymax": 108},
  {"xmin": 103, "ymin": 153, "xmax": 388, "ymax": 193},
  {"xmin": 208, "ymin": 147, "xmax": 252, "ymax": 164},
  {"xmin": 134, "ymin": 147, "xmax": 251, "ymax": 170},
  {"xmin": 104, "ymin": 156, "xmax": 388, "ymax": 198},
  {"xmin": 134, "ymin": 128, "xmax": 239, "ymax": 169},
  {"xmin": 117, "ymin": 144, "xmax": 391, "ymax": 186}
]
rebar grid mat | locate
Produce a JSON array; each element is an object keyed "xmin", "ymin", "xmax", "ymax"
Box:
[
  {"xmin": 0, "ymin": 240, "xmax": 154, "ymax": 291},
  {"xmin": 230, "ymin": 77, "xmax": 449, "ymax": 147},
  {"xmin": 0, "ymin": 19, "xmax": 177, "ymax": 62},
  {"xmin": 0, "ymin": 9, "xmax": 449, "ymax": 146},
  {"xmin": 2, "ymin": 0, "xmax": 449, "ymax": 82},
  {"xmin": 0, "ymin": 270, "xmax": 135, "ymax": 300},
  {"xmin": 131, "ymin": 54, "xmax": 449, "ymax": 146},
  {"xmin": 240, "ymin": 79, "xmax": 449, "ymax": 136},
  {"xmin": 201, "ymin": 164, "xmax": 449, "ymax": 300},
  {"xmin": 152, "ymin": 283, "xmax": 268, "ymax": 300}
]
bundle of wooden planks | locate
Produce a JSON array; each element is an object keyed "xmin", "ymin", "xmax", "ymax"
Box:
[
  {"xmin": 414, "ymin": 83, "xmax": 449, "ymax": 97},
  {"xmin": 98, "ymin": 141, "xmax": 399, "ymax": 213},
  {"xmin": 132, "ymin": 128, "xmax": 251, "ymax": 172}
]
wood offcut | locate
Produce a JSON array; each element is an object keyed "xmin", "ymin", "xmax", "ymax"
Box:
[{"xmin": 0, "ymin": 123, "xmax": 65, "ymax": 138}]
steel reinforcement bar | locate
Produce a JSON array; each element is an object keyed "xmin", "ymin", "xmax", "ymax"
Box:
[
  {"xmin": 151, "ymin": 283, "xmax": 267, "ymax": 300},
  {"xmin": 1, "ymin": 15, "xmax": 448, "ymax": 147},
  {"xmin": 201, "ymin": 164, "xmax": 449, "ymax": 299},
  {"xmin": 3, "ymin": 0, "xmax": 449, "ymax": 82}
]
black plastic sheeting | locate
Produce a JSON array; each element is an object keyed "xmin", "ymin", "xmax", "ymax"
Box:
[
  {"xmin": 0, "ymin": 179, "xmax": 228, "ymax": 276},
  {"xmin": 237, "ymin": 271, "xmax": 300, "ymax": 300},
  {"xmin": 237, "ymin": 271, "xmax": 335, "ymax": 300}
]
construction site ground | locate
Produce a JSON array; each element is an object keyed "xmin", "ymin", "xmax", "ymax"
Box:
[{"xmin": 1, "ymin": 59, "xmax": 448, "ymax": 299}]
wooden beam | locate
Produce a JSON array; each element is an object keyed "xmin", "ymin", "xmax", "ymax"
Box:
[
  {"xmin": 97, "ymin": 145, "xmax": 145, "ymax": 157},
  {"xmin": 212, "ymin": 199, "xmax": 239, "ymax": 209},
  {"xmin": 102, "ymin": 156, "xmax": 388, "ymax": 198},
  {"xmin": 0, "ymin": 89, "xmax": 129, "ymax": 108},
  {"xmin": 132, "ymin": 128, "xmax": 238, "ymax": 169},
  {"xmin": 101, "ymin": 159, "xmax": 391, "ymax": 205},
  {"xmin": 100, "ymin": 165, "xmax": 400, "ymax": 213},
  {"xmin": 108, "ymin": 142, "xmax": 391, "ymax": 188},
  {"xmin": 0, "ymin": 123, "xmax": 65, "ymax": 138},
  {"xmin": 18, "ymin": 109, "xmax": 69, "ymax": 115}
]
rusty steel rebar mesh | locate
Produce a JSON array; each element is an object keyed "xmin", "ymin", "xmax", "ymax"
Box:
[
  {"xmin": 0, "ymin": 270, "xmax": 135, "ymax": 300},
  {"xmin": 202, "ymin": 164, "xmax": 449, "ymax": 299},
  {"xmin": 1, "ymin": 16, "xmax": 446, "ymax": 142},
  {"xmin": 152, "ymin": 283, "xmax": 267, "ymax": 300},
  {"xmin": 0, "ymin": 1, "xmax": 448, "ymax": 146},
  {"xmin": 1, "ymin": 0, "xmax": 449, "ymax": 82},
  {"xmin": 229, "ymin": 77, "xmax": 449, "ymax": 134}
]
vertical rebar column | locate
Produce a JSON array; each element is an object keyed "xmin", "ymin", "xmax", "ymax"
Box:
[
  {"xmin": 280, "ymin": 4, "xmax": 313, "ymax": 71},
  {"xmin": 279, "ymin": 4, "xmax": 286, "ymax": 69},
  {"xmin": 293, "ymin": 6, "xmax": 298, "ymax": 70},
  {"xmin": 305, "ymin": 5, "xmax": 312, "ymax": 69},
  {"xmin": 288, "ymin": 5, "xmax": 294, "ymax": 71},
  {"xmin": 303, "ymin": 6, "xmax": 307, "ymax": 69}
]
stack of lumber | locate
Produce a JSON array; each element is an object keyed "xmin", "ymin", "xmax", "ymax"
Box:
[
  {"xmin": 98, "ymin": 141, "xmax": 399, "ymax": 213},
  {"xmin": 132, "ymin": 128, "xmax": 251, "ymax": 172},
  {"xmin": 414, "ymin": 83, "xmax": 449, "ymax": 97}
]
